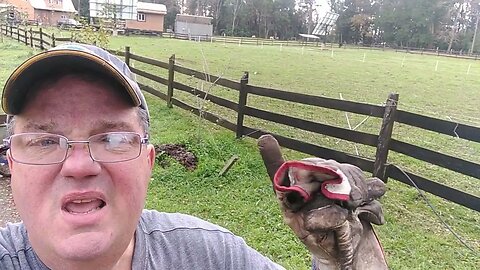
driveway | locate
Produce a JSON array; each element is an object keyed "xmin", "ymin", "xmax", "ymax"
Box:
[{"xmin": 0, "ymin": 177, "xmax": 20, "ymax": 227}]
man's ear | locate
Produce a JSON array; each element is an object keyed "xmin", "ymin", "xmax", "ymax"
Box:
[{"xmin": 146, "ymin": 144, "xmax": 155, "ymax": 171}]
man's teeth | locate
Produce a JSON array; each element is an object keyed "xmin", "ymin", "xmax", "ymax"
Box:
[
  {"xmin": 71, "ymin": 199, "xmax": 95, "ymax": 203},
  {"xmin": 64, "ymin": 199, "xmax": 105, "ymax": 214},
  {"xmin": 67, "ymin": 207, "xmax": 101, "ymax": 214}
]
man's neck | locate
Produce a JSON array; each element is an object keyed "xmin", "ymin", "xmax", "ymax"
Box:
[
  {"xmin": 45, "ymin": 235, "xmax": 136, "ymax": 270},
  {"xmin": 114, "ymin": 235, "xmax": 135, "ymax": 270}
]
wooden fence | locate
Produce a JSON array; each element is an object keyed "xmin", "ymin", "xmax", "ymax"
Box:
[
  {"xmin": 114, "ymin": 46, "xmax": 480, "ymax": 213},
  {"xmin": 0, "ymin": 25, "xmax": 72, "ymax": 50},
  {"xmin": 162, "ymin": 33, "xmax": 480, "ymax": 60},
  {"xmin": 161, "ymin": 32, "xmax": 335, "ymax": 48},
  {"xmin": 1, "ymin": 26, "xmax": 479, "ymax": 212},
  {"xmin": 3, "ymin": 24, "xmax": 477, "ymax": 61}
]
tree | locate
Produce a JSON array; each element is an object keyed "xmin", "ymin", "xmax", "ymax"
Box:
[
  {"xmin": 271, "ymin": 0, "xmax": 298, "ymax": 39},
  {"xmin": 298, "ymin": 0, "xmax": 316, "ymax": 35},
  {"xmin": 205, "ymin": 0, "xmax": 225, "ymax": 35},
  {"xmin": 374, "ymin": 0, "xmax": 453, "ymax": 48},
  {"xmin": 334, "ymin": 0, "xmax": 375, "ymax": 44},
  {"xmin": 72, "ymin": 0, "xmax": 90, "ymax": 18},
  {"xmin": 229, "ymin": 0, "xmax": 244, "ymax": 36},
  {"xmin": 157, "ymin": 0, "xmax": 181, "ymax": 31}
]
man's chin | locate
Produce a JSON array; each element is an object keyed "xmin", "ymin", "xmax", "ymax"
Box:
[{"xmin": 56, "ymin": 231, "xmax": 114, "ymax": 261}]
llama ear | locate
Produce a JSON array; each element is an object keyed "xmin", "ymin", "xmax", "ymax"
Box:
[
  {"xmin": 357, "ymin": 200, "xmax": 385, "ymax": 225},
  {"xmin": 258, "ymin": 134, "xmax": 285, "ymax": 182}
]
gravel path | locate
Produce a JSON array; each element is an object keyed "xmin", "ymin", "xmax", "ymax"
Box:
[{"xmin": 0, "ymin": 177, "xmax": 20, "ymax": 227}]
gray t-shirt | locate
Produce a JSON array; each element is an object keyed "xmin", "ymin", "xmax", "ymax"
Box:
[{"xmin": 0, "ymin": 209, "xmax": 284, "ymax": 269}]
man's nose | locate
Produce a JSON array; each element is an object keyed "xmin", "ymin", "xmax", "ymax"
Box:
[{"xmin": 60, "ymin": 143, "xmax": 101, "ymax": 179}]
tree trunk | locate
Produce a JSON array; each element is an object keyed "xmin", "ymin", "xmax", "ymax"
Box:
[{"xmin": 448, "ymin": 1, "xmax": 465, "ymax": 52}]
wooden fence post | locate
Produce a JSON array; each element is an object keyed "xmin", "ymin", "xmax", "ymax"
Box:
[
  {"xmin": 373, "ymin": 93, "xmax": 399, "ymax": 181},
  {"xmin": 24, "ymin": 28, "xmax": 28, "ymax": 45},
  {"xmin": 236, "ymin": 72, "xmax": 249, "ymax": 139},
  {"xmin": 124, "ymin": 46, "xmax": 131, "ymax": 66},
  {"xmin": 39, "ymin": 28, "xmax": 43, "ymax": 50},
  {"xmin": 51, "ymin": 32, "xmax": 55, "ymax": 47},
  {"xmin": 9, "ymin": 25, "xmax": 12, "ymax": 36},
  {"xmin": 167, "ymin": 54, "xmax": 175, "ymax": 108},
  {"xmin": 16, "ymin": 27, "xmax": 19, "ymax": 42},
  {"xmin": 29, "ymin": 28, "xmax": 33, "ymax": 47}
]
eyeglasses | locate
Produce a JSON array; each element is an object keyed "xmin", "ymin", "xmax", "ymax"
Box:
[{"xmin": 3, "ymin": 132, "xmax": 149, "ymax": 165}]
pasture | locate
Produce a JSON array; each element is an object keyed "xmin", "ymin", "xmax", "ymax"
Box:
[{"xmin": 1, "ymin": 36, "xmax": 479, "ymax": 269}]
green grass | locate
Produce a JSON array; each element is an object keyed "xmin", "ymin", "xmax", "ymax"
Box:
[{"xmin": 1, "ymin": 36, "xmax": 479, "ymax": 269}]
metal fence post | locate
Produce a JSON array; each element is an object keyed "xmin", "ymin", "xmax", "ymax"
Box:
[
  {"xmin": 373, "ymin": 93, "xmax": 399, "ymax": 182},
  {"xmin": 236, "ymin": 72, "xmax": 249, "ymax": 139},
  {"xmin": 167, "ymin": 54, "xmax": 175, "ymax": 108}
]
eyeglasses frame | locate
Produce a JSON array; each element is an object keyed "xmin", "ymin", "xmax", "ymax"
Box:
[{"xmin": 2, "ymin": 132, "xmax": 149, "ymax": 165}]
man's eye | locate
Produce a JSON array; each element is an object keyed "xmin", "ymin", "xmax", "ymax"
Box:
[
  {"xmin": 102, "ymin": 134, "xmax": 128, "ymax": 144},
  {"xmin": 29, "ymin": 137, "xmax": 60, "ymax": 147}
]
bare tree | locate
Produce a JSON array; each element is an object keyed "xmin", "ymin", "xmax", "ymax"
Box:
[
  {"xmin": 448, "ymin": 0, "xmax": 466, "ymax": 51},
  {"xmin": 231, "ymin": 0, "xmax": 243, "ymax": 36}
]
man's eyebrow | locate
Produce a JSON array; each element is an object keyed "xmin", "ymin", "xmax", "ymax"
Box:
[
  {"xmin": 21, "ymin": 121, "xmax": 57, "ymax": 132},
  {"xmin": 91, "ymin": 120, "xmax": 137, "ymax": 133}
]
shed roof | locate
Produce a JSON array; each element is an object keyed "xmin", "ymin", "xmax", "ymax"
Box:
[
  {"xmin": 137, "ymin": 2, "xmax": 166, "ymax": 14},
  {"xmin": 176, "ymin": 14, "xmax": 212, "ymax": 25}
]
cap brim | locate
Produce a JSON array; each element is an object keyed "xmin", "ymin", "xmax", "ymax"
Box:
[{"xmin": 2, "ymin": 49, "xmax": 141, "ymax": 115}]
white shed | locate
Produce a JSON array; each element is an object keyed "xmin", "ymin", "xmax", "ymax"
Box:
[{"xmin": 175, "ymin": 14, "xmax": 213, "ymax": 38}]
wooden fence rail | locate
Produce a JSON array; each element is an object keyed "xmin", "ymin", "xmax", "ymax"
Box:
[
  {"xmin": 1, "ymin": 27, "xmax": 479, "ymax": 212},
  {"xmin": 1, "ymin": 25, "xmax": 71, "ymax": 51}
]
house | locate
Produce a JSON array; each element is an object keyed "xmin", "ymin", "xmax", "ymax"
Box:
[
  {"xmin": 125, "ymin": 2, "xmax": 166, "ymax": 33},
  {"xmin": 175, "ymin": 14, "xmax": 213, "ymax": 39},
  {"xmin": 3, "ymin": 0, "xmax": 77, "ymax": 26},
  {"xmin": 89, "ymin": 0, "xmax": 166, "ymax": 34}
]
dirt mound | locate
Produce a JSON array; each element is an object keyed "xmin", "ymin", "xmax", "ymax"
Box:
[{"xmin": 155, "ymin": 144, "xmax": 198, "ymax": 171}]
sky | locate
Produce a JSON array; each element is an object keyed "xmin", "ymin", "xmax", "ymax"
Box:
[{"xmin": 315, "ymin": 0, "xmax": 332, "ymax": 18}]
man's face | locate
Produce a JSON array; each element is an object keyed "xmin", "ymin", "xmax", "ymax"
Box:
[{"xmin": 7, "ymin": 75, "xmax": 155, "ymax": 268}]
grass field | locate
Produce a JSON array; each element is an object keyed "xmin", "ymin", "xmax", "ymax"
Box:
[{"xmin": 1, "ymin": 35, "xmax": 479, "ymax": 269}]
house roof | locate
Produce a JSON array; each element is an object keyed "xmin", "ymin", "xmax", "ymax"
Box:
[
  {"xmin": 176, "ymin": 14, "xmax": 212, "ymax": 25},
  {"xmin": 29, "ymin": 0, "xmax": 76, "ymax": 12},
  {"xmin": 137, "ymin": 2, "xmax": 166, "ymax": 14}
]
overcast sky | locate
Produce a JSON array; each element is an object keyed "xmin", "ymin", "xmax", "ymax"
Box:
[{"xmin": 315, "ymin": 0, "xmax": 331, "ymax": 17}]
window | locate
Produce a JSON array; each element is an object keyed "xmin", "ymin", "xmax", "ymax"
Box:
[{"xmin": 137, "ymin": 12, "xmax": 145, "ymax": 22}]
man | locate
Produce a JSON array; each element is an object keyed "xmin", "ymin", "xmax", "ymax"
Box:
[{"xmin": 0, "ymin": 43, "xmax": 387, "ymax": 269}]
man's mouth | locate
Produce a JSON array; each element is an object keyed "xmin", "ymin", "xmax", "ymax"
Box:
[{"xmin": 63, "ymin": 199, "xmax": 106, "ymax": 214}]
